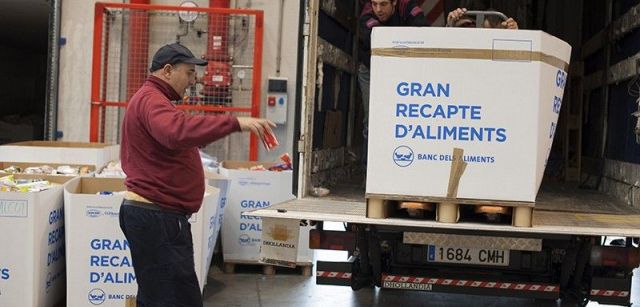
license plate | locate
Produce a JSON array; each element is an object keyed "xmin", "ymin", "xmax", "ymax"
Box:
[{"xmin": 427, "ymin": 245, "xmax": 509, "ymax": 266}]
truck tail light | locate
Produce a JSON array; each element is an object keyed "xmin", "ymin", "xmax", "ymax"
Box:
[
  {"xmin": 591, "ymin": 246, "xmax": 640, "ymax": 269},
  {"xmin": 309, "ymin": 229, "xmax": 355, "ymax": 251}
]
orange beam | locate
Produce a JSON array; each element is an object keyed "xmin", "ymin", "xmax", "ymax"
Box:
[
  {"xmin": 249, "ymin": 11, "xmax": 264, "ymax": 161},
  {"xmin": 90, "ymin": 3, "xmax": 105, "ymax": 142}
]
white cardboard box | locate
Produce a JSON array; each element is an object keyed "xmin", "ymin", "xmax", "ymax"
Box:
[
  {"xmin": 63, "ymin": 177, "xmax": 219, "ymax": 307},
  {"xmin": 367, "ymin": 27, "xmax": 571, "ymax": 203},
  {"xmin": 0, "ymin": 141, "xmax": 119, "ymax": 169},
  {"xmin": 220, "ymin": 161, "xmax": 313, "ymax": 263},
  {"xmin": 205, "ymin": 172, "xmax": 231, "ymax": 256},
  {"xmin": 0, "ymin": 175, "xmax": 72, "ymax": 307}
]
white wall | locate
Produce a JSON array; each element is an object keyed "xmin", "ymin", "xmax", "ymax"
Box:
[
  {"xmin": 58, "ymin": 0, "xmax": 121, "ymax": 142},
  {"xmin": 58, "ymin": 0, "xmax": 300, "ymax": 162},
  {"xmin": 244, "ymin": 0, "xmax": 300, "ymax": 162}
]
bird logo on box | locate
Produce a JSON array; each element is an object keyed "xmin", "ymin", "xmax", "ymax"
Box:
[
  {"xmin": 88, "ymin": 288, "xmax": 106, "ymax": 305},
  {"xmin": 238, "ymin": 234, "xmax": 251, "ymax": 246},
  {"xmin": 393, "ymin": 146, "xmax": 414, "ymax": 167}
]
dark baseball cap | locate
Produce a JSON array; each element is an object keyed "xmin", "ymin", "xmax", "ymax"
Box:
[{"xmin": 149, "ymin": 43, "xmax": 208, "ymax": 72}]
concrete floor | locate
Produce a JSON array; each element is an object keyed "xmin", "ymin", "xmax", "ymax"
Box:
[
  {"xmin": 202, "ymin": 257, "xmax": 640, "ymax": 307},
  {"xmin": 202, "ymin": 267, "xmax": 548, "ymax": 307}
]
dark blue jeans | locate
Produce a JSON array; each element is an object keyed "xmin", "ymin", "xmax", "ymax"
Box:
[{"xmin": 119, "ymin": 200, "xmax": 202, "ymax": 307}]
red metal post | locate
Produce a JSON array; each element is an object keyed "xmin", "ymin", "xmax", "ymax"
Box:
[
  {"xmin": 99, "ymin": 13, "xmax": 112, "ymax": 143},
  {"xmin": 90, "ymin": 3, "xmax": 105, "ymax": 142},
  {"xmin": 249, "ymin": 12, "xmax": 264, "ymax": 161}
]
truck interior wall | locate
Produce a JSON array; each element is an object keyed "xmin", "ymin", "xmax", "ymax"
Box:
[
  {"xmin": 614, "ymin": 0, "xmax": 640, "ymax": 18},
  {"xmin": 584, "ymin": 88, "xmax": 606, "ymax": 158},
  {"xmin": 534, "ymin": 0, "xmax": 583, "ymax": 59},
  {"xmin": 313, "ymin": 9, "xmax": 355, "ymax": 150},
  {"xmin": 318, "ymin": 8, "xmax": 354, "ymax": 53},
  {"xmin": 580, "ymin": 1, "xmax": 606, "ymax": 166},
  {"xmin": 582, "ymin": 1, "xmax": 640, "ymax": 164},
  {"xmin": 582, "ymin": 1, "xmax": 607, "ymax": 40},
  {"xmin": 607, "ymin": 80, "xmax": 640, "ymax": 163},
  {"xmin": 584, "ymin": 0, "xmax": 640, "ymax": 163},
  {"xmin": 579, "ymin": 0, "xmax": 640, "ymax": 207},
  {"xmin": 599, "ymin": 1, "xmax": 640, "ymax": 206},
  {"xmin": 606, "ymin": 27, "xmax": 640, "ymax": 163},
  {"xmin": 312, "ymin": 64, "xmax": 352, "ymax": 149},
  {"xmin": 601, "ymin": 159, "xmax": 640, "ymax": 207}
]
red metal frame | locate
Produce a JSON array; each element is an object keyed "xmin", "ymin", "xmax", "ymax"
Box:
[
  {"xmin": 90, "ymin": 2, "xmax": 264, "ymax": 160},
  {"xmin": 90, "ymin": 4, "xmax": 103, "ymax": 143}
]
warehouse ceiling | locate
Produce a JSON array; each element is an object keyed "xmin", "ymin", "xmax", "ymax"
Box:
[{"xmin": 0, "ymin": 0, "xmax": 49, "ymax": 51}]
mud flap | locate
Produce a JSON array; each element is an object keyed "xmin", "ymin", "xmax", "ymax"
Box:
[
  {"xmin": 590, "ymin": 275, "xmax": 632, "ymax": 306},
  {"xmin": 316, "ymin": 258, "xmax": 355, "ymax": 286}
]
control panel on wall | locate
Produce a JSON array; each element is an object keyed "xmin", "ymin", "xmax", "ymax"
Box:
[{"xmin": 266, "ymin": 77, "xmax": 287, "ymax": 124}]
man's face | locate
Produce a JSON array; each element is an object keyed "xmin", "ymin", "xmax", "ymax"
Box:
[
  {"xmin": 166, "ymin": 63, "xmax": 196, "ymax": 96},
  {"xmin": 371, "ymin": 0, "xmax": 395, "ymax": 22}
]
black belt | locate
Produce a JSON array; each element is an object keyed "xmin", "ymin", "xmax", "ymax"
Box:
[{"xmin": 122, "ymin": 199, "xmax": 189, "ymax": 217}]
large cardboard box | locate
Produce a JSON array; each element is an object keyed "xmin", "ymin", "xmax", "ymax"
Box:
[
  {"xmin": 0, "ymin": 175, "xmax": 72, "ymax": 307},
  {"xmin": 367, "ymin": 27, "xmax": 571, "ymax": 203},
  {"xmin": 0, "ymin": 141, "xmax": 119, "ymax": 169},
  {"xmin": 220, "ymin": 161, "xmax": 313, "ymax": 263},
  {"xmin": 63, "ymin": 177, "xmax": 219, "ymax": 307}
]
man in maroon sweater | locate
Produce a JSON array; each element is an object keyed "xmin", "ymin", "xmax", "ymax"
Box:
[{"xmin": 119, "ymin": 43, "xmax": 274, "ymax": 307}]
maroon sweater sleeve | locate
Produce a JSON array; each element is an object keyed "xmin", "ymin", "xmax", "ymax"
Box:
[{"xmin": 142, "ymin": 91, "xmax": 241, "ymax": 150}]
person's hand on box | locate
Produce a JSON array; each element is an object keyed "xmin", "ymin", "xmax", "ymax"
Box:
[
  {"xmin": 447, "ymin": 8, "xmax": 467, "ymax": 26},
  {"xmin": 502, "ymin": 17, "xmax": 518, "ymax": 30}
]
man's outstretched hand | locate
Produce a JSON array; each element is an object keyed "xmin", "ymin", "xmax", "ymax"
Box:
[{"xmin": 237, "ymin": 117, "xmax": 276, "ymax": 140}]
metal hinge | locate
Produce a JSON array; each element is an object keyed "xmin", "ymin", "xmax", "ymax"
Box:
[{"xmin": 297, "ymin": 136, "xmax": 305, "ymax": 153}]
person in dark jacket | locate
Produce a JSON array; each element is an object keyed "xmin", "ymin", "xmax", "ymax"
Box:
[
  {"xmin": 119, "ymin": 42, "xmax": 274, "ymax": 307},
  {"xmin": 358, "ymin": 0, "xmax": 428, "ymax": 164}
]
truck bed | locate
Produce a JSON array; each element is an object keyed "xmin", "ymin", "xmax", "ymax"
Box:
[{"xmin": 248, "ymin": 184, "xmax": 640, "ymax": 237}]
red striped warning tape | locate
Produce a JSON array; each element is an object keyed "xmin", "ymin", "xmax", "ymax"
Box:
[
  {"xmin": 316, "ymin": 271, "xmax": 352, "ymax": 279},
  {"xmin": 382, "ymin": 274, "xmax": 559, "ymax": 292},
  {"xmin": 590, "ymin": 289, "xmax": 629, "ymax": 297}
]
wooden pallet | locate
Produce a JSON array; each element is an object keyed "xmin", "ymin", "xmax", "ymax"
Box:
[
  {"xmin": 366, "ymin": 148, "xmax": 533, "ymax": 227},
  {"xmin": 366, "ymin": 197, "xmax": 534, "ymax": 227},
  {"xmin": 223, "ymin": 260, "xmax": 313, "ymax": 276}
]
